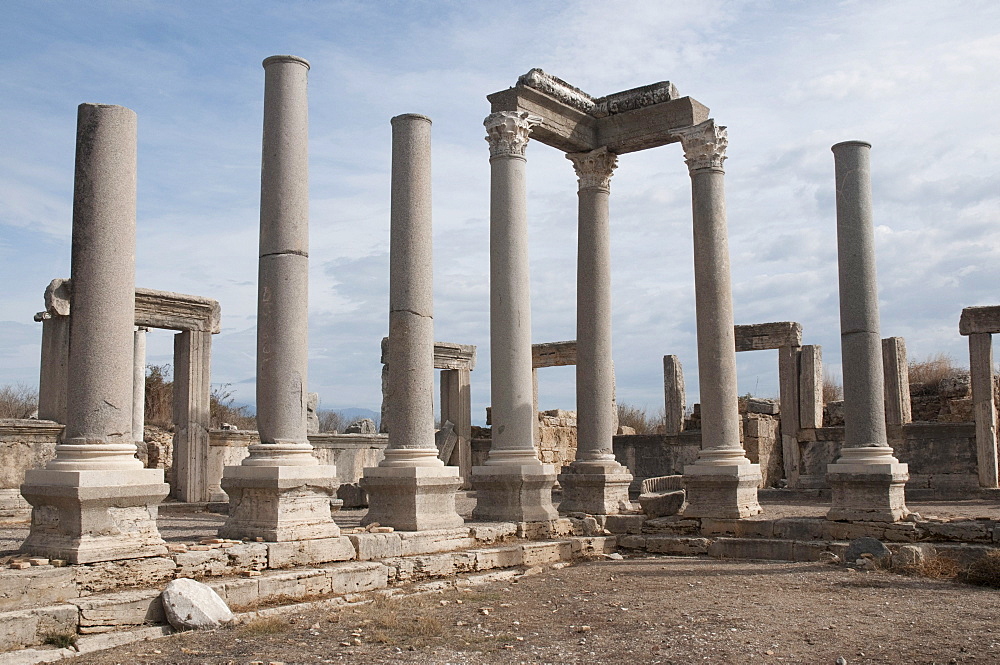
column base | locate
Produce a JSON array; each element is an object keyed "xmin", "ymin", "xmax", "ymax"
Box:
[
  {"xmin": 471, "ymin": 463, "xmax": 558, "ymax": 522},
  {"xmin": 826, "ymin": 461, "xmax": 909, "ymax": 522},
  {"xmin": 360, "ymin": 465, "xmax": 464, "ymax": 531},
  {"xmin": 557, "ymin": 460, "xmax": 633, "ymax": 515},
  {"xmin": 19, "ymin": 468, "xmax": 170, "ymax": 564},
  {"xmin": 219, "ymin": 465, "xmax": 340, "ymax": 542},
  {"xmin": 682, "ymin": 462, "xmax": 762, "ymax": 518}
]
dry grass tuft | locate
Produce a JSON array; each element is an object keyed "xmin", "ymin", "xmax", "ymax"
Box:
[
  {"xmin": 960, "ymin": 550, "xmax": 1000, "ymax": 588},
  {"xmin": 908, "ymin": 353, "xmax": 965, "ymax": 388},
  {"xmin": 892, "ymin": 554, "xmax": 961, "ymax": 580},
  {"xmin": 235, "ymin": 616, "xmax": 289, "ymax": 637},
  {"xmin": 616, "ymin": 403, "xmax": 657, "ymax": 434}
]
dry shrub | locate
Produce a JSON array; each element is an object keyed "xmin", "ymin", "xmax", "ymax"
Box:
[
  {"xmin": 908, "ymin": 353, "xmax": 965, "ymax": 388},
  {"xmin": 907, "ymin": 555, "xmax": 961, "ymax": 580},
  {"xmin": 144, "ymin": 364, "xmax": 173, "ymax": 426},
  {"xmin": 960, "ymin": 550, "xmax": 1000, "ymax": 588},
  {"xmin": 0, "ymin": 383, "xmax": 38, "ymax": 418},
  {"xmin": 317, "ymin": 409, "xmax": 346, "ymax": 433},
  {"xmin": 822, "ymin": 373, "xmax": 843, "ymax": 404},
  {"xmin": 617, "ymin": 403, "xmax": 655, "ymax": 434},
  {"xmin": 211, "ymin": 383, "xmax": 256, "ymax": 429}
]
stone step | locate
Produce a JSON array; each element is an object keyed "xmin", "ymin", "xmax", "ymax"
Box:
[{"xmin": 0, "ymin": 535, "xmax": 614, "ymax": 656}]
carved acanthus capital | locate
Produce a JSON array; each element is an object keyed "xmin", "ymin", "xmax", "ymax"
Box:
[
  {"xmin": 674, "ymin": 120, "xmax": 728, "ymax": 172},
  {"xmin": 484, "ymin": 111, "xmax": 542, "ymax": 159},
  {"xmin": 567, "ymin": 147, "xmax": 618, "ymax": 191}
]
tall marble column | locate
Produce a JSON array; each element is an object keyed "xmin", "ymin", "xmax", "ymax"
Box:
[
  {"xmin": 361, "ymin": 114, "xmax": 463, "ymax": 530},
  {"xmin": 675, "ymin": 120, "xmax": 762, "ymax": 518},
  {"xmin": 471, "ymin": 111, "xmax": 558, "ymax": 523},
  {"xmin": 133, "ymin": 327, "xmax": 148, "ymax": 444},
  {"xmin": 220, "ymin": 55, "xmax": 340, "ymax": 542},
  {"xmin": 826, "ymin": 140, "xmax": 908, "ymax": 522},
  {"xmin": 20, "ymin": 103, "xmax": 169, "ymax": 564},
  {"xmin": 558, "ymin": 147, "xmax": 632, "ymax": 514}
]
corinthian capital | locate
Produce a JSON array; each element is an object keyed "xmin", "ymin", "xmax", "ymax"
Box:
[
  {"xmin": 484, "ymin": 111, "xmax": 542, "ymax": 159},
  {"xmin": 567, "ymin": 147, "xmax": 618, "ymax": 191},
  {"xmin": 674, "ymin": 120, "xmax": 728, "ymax": 172}
]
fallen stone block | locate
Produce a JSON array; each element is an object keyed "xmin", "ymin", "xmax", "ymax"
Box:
[
  {"xmin": 844, "ymin": 537, "xmax": 891, "ymax": 565},
  {"xmin": 336, "ymin": 483, "xmax": 368, "ymax": 509},
  {"xmin": 161, "ymin": 578, "xmax": 234, "ymax": 631},
  {"xmin": 603, "ymin": 514, "xmax": 645, "ymax": 534},
  {"xmin": 892, "ymin": 543, "xmax": 937, "ymax": 568},
  {"xmin": 570, "ymin": 536, "xmax": 618, "ymax": 555}
]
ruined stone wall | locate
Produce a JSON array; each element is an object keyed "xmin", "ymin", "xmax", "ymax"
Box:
[
  {"xmin": 536, "ymin": 409, "xmax": 578, "ymax": 470},
  {"xmin": 0, "ymin": 420, "xmax": 60, "ymax": 517}
]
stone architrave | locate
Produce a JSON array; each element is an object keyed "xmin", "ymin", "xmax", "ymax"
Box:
[
  {"xmin": 132, "ymin": 328, "xmax": 148, "ymax": 444},
  {"xmin": 826, "ymin": 141, "xmax": 908, "ymax": 522},
  {"xmin": 220, "ymin": 55, "xmax": 339, "ymax": 542},
  {"xmin": 361, "ymin": 113, "xmax": 463, "ymax": 531},
  {"xmin": 471, "ymin": 111, "xmax": 558, "ymax": 522},
  {"xmin": 663, "ymin": 355, "xmax": 685, "ymax": 436},
  {"xmin": 558, "ymin": 147, "xmax": 632, "ymax": 514},
  {"xmin": 20, "ymin": 103, "xmax": 170, "ymax": 564},
  {"xmin": 881, "ymin": 337, "xmax": 912, "ymax": 427},
  {"xmin": 674, "ymin": 120, "xmax": 761, "ymax": 518}
]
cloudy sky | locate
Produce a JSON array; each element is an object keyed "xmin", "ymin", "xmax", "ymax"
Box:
[{"xmin": 2, "ymin": 1, "xmax": 999, "ymax": 425}]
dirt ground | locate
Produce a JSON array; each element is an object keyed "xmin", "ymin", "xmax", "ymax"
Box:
[{"xmin": 68, "ymin": 554, "xmax": 1000, "ymax": 665}]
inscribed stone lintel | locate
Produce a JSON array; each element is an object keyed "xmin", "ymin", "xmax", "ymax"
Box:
[
  {"xmin": 532, "ymin": 340, "xmax": 577, "ymax": 368},
  {"xmin": 734, "ymin": 322, "xmax": 803, "ymax": 352}
]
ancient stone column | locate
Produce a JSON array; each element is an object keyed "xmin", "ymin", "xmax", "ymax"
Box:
[
  {"xmin": 826, "ymin": 141, "xmax": 908, "ymax": 522},
  {"xmin": 674, "ymin": 120, "xmax": 762, "ymax": 518},
  {"xmin": 558, "ymin": 147, "xmax": 632, "ymax": 514},
  {"xmin": 172, "ymin": 330, "xmax": 212, "ymax": 502},
  {"xmin": 663, "ymin": 355, "xmax": 686, "ymax": 437},
  {"xmin": 361, "ymin": 114, "xmax": 463, "ymax": 530},
  {"xmin": 471, "ymin": 111, "xmax": 557, "ymax": 522},
  {"xmin": 20, "ymin": 103, "xmax": 169, "ymax": 564},
  {"xmin": 220, "ymin": 55, "xmax": 340, "ymax": 542},
  {"xmin": 133, "ymin": 327, "xmax": 148, "ymax": 443},
  {"xmin": 882, "ymin": 336, "xmax": 912, "ymax": 426},
  {"xmin": 969, "ymin": 333, "xmax": 999, "ymax": 487}
]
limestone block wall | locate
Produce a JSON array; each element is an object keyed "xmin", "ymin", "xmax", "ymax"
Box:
[
  {"xmin": 797, "ymin": 422, "xmax": 978, "ymax": 492},
  {"xmin": 0, "ymin": 420, "xmax": 61, "ymax": 517},
  {"xmin": 536, "ymin": 409, "xmax": 578, "ymax": 469},
  {"xmin": 741, "ymin": 413, "xmax": 783, "ymax": 488}
]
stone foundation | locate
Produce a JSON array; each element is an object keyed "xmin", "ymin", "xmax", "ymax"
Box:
[
  {"xmin": 471, "ymin": 464, "xmax": 558, "ymax": 522},
  {"xmin": 681, "ymin": 463, "xmax": 762, "ymax": 519},
  {"xmin": 360, "ymin": 466, "xmax": 464, "ymax": 531}
]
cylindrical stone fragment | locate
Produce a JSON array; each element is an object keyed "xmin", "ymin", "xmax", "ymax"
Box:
[
  {"xmin": 255, "ymin": 55, "xmax": 311, "ymax": 448},
  {"xmin": 384, "ymin": 114, "xmax": 440, "ymax": 465},
  {"xmin": 58, "ymin": 103, "xmax": 141, "ymax": 469},
  {"xmin": 833, "ymin": 141, "xmax": 889, "ymax": 450}
]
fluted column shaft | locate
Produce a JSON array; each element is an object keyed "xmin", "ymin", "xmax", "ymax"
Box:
[
  {"xmin": 383, "ymin": 114, "xmax": 441, "ymax": 467},
  {"xmin": 569, "ymin": 148, "xmax": 618, "ymax": 462},
  {"xmin": 486, "ymin": 111, "xmax": 541, "ymax": 465},
  {"xmin": 251, "ymin": 55, "xmax": 314, "ymax": 462},
  {"xmin": 133, "ymin": 327, "xmax": 147, "ymax": 443}
]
